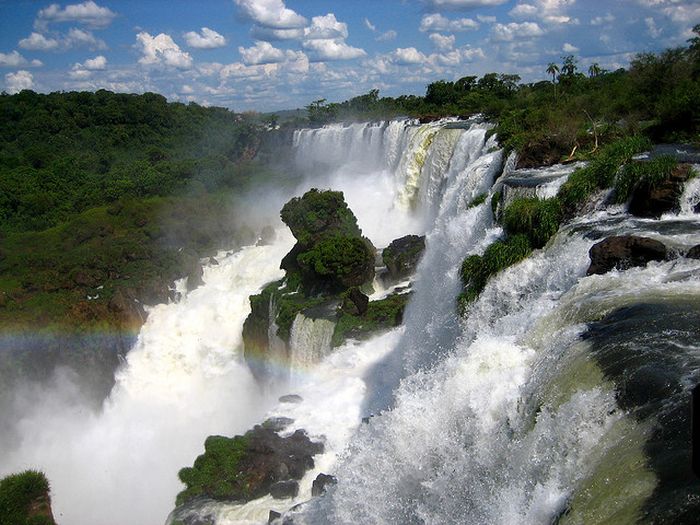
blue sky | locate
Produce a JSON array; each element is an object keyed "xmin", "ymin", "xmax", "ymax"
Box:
[{"xmin": 1, "ymin": 0, "xmax": 699, "ymax": 111}]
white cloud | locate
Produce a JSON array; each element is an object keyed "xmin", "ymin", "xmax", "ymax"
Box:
[
  {"xmin": 184, "ymin": 27, "xmax": 227, "ymax": 49},
  {"xmin": 234, "ymin": 0, "xmax": 307, "ymax": 29},
  {"xmin": 425, "ymin": 0, "xmax": 508, "ymax": 9},
  {"xmin": 491, "ymin": 21, "xmax": 544, "ymax": 41},
  {"xmin": 562, "ymin": 42, "xmax": 579, "ymax": 52},
  {"xmin": 304, "ymin": 14, "xmax": 348, "ymax": 40},
  {"xmin": 303, "ymin": 38, "xmax": 366, "ymax": 61},
  {"xmin": 376, "ymin": 30, "xmax": 398, "ymax": 42},
  {"xmin": 645, "ymin": 17, "xmax": 663, "ymax": 38},
  {"xmin": 477, "ymin": 15, "xmax": 497, "ymax": 23},
  {"xmin": 509, "ymin": 0, "xmax": 577, "ymax": 25},
  {"xmin": 430, "ymin": 33, "xmax": 456, "ymax": 50},
  {"xmin": 239, "ymin": 41, "xmax": 286, "ymax": 64},
  {"xmin": 393, "ymin": 47, "xmax": 427, "ymax": 65},
  {"xmin": 5, "ymin": 70, "xmax": 34, "ymax": 93},
  {"xmin": 64, "ymin": 27, "xmax": 107, "ymax": 50},
  {"xmin": 364, "ymin": 18, "xmax": 376, "ymax": 32},
  {"xmin": 35, "ymin": 1, "xmax": 116, "ymax": 30},
  {"xmin": 19, "ymin": 32, "xmax": 60, "ymax": 51},
  {"xmin": 136, "ymin": 32, "xmax": 193, "ymax": 69},
  {"xmin": 420, "ymin": 14, "xmax": 479, "ymax": 32},
  {"xmin": 83, "ymin": 55, "xmax": 107, "ymax": 70},
  {"xmin": 250, "ymin": 26, "xmax": 304, "ymax": 40},
  {"xmin": 0, "ymin": 51, "xmax": 42, "ymax": 67}
]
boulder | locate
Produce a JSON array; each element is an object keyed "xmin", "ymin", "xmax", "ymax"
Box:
[
  {"xmin": 587, "ymin": 236, "xmax": 668, "ymax": 275},
  {"xmin": 270, "ymin": 480, "xmax": 299, "ymax": 499},
  {"xmin": 382, "ymin": 235, "xmax": 426, "ymax": 281},
  {"xmin": 311, "ymin": 473, "xmax": 337, "ymax": 497},
  {"xmin": 341, "ymin": 287, "xmax": 369, "ymax": 316},
  {"xmin": 268, "ymin": 510, "xmax": 282, "ymax": 523},
  {"xmin": 279, "ymin": 394, "xmax": 303, "ymax": 404},
  {"xmin": 687, "ymin": 245, "xmax": 700, "ymax": 259},
  {"xmin": 628, "ymin": 164, "xmax": 692, "ymax": 218}
]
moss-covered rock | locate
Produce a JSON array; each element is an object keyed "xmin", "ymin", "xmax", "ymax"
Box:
[
  {"xmin": 176, "ymin": 425, "xmax": 323, "ymax": 507},
  {"xmin": 332, "ymin": 291, "xmax": 411, "ymax": 347},
  {"xmin": 502, "ymin": 197, "xmax": 562, "ymax": 249},
  {"xmin": 382, "ymin": 235, "xmax": 426, "ymax": 281},
  {"xmin": 0, "ymin": 470, "xmax": 56, "ymax": 525}
]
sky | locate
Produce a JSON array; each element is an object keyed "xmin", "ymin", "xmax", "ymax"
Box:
[{"xmin": 1, "ymin": 0, "xmax": 699, "ymax": 112}]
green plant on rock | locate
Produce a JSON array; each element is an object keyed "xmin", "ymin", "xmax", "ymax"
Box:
[
  {"xmin": 0, "ymin": 470, "xmax": 52, "ymax": 525},
  {"xmin": 503, "ymin": 197, "xmax": 563, "ymax": 248},
  {"xmin": 176, "ymin": 435, "xmax": 250, "ymax": 506},
  {"xmin": 613, "ymin": 155, "xmax": 678, "ymax": 203},
  {"xmin": 332, "ymin": 292, "xmax": 410, "ymax": 347}
]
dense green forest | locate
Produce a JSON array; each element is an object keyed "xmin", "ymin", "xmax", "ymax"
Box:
[{"xmin": 304, "ymin": 25, "xmax": 700, "ymax": 167}]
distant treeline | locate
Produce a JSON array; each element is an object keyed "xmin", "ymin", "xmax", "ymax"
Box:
[
  {"xmin": 304, "ymin": 25, "xmax": 700, "ymax": 166},
  {"xmin": 0, "ymin": 90, "xmax": 265, "ymax": 232}
]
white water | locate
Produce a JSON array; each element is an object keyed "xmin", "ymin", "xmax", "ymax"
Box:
[{"xmin": 288, "ymin": 313, "xmax": 335, "ymax": 374}]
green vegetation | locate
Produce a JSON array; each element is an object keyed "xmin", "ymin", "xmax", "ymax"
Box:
[
  {"xmin": 0, "ymin": 470, "xmax": 53, "ymax": 525},
  {"xmin": 332, "ymin": 292, "xmax": 410, "ymax": 347},
  {"xmin": 298, "ymin": 235, "xmax": 375, "ymax": 290},
  {"xmin": 502, "ymin": 197, "xmax": 563, "ymax": 249},
  {"xmin": 458, "ymin": 235, "xmax": 532, "ymax": 311},
  {"xmin": 467, "ymin": 193, "xmax": 489, "ymax": 209},
  {"xmin": 177, "ymin": 435, "xmax": 249, "ymax": 506},
  {"xmin": 613, "ymin": 155, "xmax": 679, "ymax": 203}
]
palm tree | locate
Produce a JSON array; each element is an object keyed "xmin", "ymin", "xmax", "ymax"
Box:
[
  {"xmin": 588, "ymin": 62, "xmax": 601, "ymax": 78},
  {"xmin": 546, "ymin": 62, "xmax": 559, "ymax": 83}
]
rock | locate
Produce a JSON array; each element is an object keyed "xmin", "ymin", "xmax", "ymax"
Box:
[
  {"xmin": 694, "ymin": 202, "xmax": 700, "ymax": 214},
  {"xmin": 341, "ymin": 287, "xmax": 369, "ymax": 316},
  {"xmin": 185, "ymin": 262, "xmax": 204, "ymax": 292},
  {"xmin": 177, "ymin": 426, "xmax": 323, "ymax": 506},
  {"xmin": 268, "ymin": 510, "xmax": 282, "ymax": 523},
  {"xmin": 262, "ymin": 417, "xmax": 295, "ymax": 432},
  {"xmin": 382, "ymin": 235, "xmax": 426, "ymax": 281},
  {"xmin": 108, "ymin": 288, "xmax": 147, "ymax": 328},
  {"xmin": 687, "ymin": 245, "xmax": 700, "ymax": 259},
  {"xmin": 311, "ymin": 473, "xmax": 337, "ymax": 496},
  {"xmin": 279, "ymin": 394, "xmax": 303, "ymax": 404},
  {"xmin": 209, "ymin": 257, "xmax": 219, "ymax": 266},
  {"xmin": 628, "ymin": 164, "xmax": 692, "ymax": 218},
  {"xmin": 270, "ymin": 480, "xmax": 299, "ymax": 499},
  {"xmin": 587, "ymin": 236, "xmax": 668, "ymax": 275}
]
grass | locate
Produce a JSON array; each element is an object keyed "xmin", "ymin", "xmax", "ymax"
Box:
[
  {"xmin": 332, "ymin": 292, "xmax": 410, "ymax": 347},
  {"xmin": 613, "ymin": 155, "xmax": 678, "ymax": 203},
  {"xmin": 0, "ymin": 470, "xmax": 52, "ymax": 525},
  {"xmin": 177, "ymin": 435, "xmax": 250, "ymax": 506},
  {"xmin": 502, "ymin": 197, "xmax": 563, "ymax": 248}
]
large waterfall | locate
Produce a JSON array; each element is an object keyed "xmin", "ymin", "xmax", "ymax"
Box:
[{"xmin": 3, "ymin": 119, "xmax": 699, "ymax": 525}]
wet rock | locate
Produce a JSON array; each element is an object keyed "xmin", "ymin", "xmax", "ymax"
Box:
[
  {"xmin": 262, "ymin": 417, "xmax": 295, "ymax": 432},
  {"xmin": 628, "ymin": 164, "xmax": 692, "ymax": 218},
  {"xmin": 209, "ymin": 257, "xmax": 219, "ymax": 266},
  {"xmin": 382, "ymin": 235, "xmax": 426, "ymax": 281},
  {"xmin": 279, "ymin": 394, "xmax": 303, "ymax": 404},
  {"xmin": 687, "ymin": 245, "xmax": 700, "ymax": 259},
  {"xmin": 268, "ymin": 510, "xmax": 282, "ymax": 523},
  {"xmin": 341, "ymin": 287, "xmax": 369, "ymax": 316},
  {"xmin": 694, "ymin": 202, "xmax": 700, "ymax": 214},
  {"xmin": 270, "ymin": 480, "xmax": 299, "ymax": 499},
  {"xmin": 108, "ymin": 288, "xmax": 147, "ymax": 327},
  {"xmin": 312, "ymin": 473, "xmax": 337, "ymax": 496},
  {"xmin": 587, "ymin": 236, "xmax": 668, "ymax": 275}
]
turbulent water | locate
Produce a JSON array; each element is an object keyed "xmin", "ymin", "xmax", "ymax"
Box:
[{"xmin": 3, "ymin": 119, "xmax": 700, "ymax": 525}]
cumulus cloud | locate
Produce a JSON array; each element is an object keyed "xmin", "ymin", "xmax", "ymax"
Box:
[
  {"xmin": 184, "ymin": 27, "xmax": 227, "ymax": 49},
  {"xmin": 82, "ymin": 55, "xmax": 107, "ymax": 70},
  {"xmin": 35, "ymin": 1, "xmax": 116, "ymax": 30},
  {"xmin": 234, "ymin": 0, "xmax": 307, "ymax": 29},
  {"xmin": 136, "ymin": 32, "xmax": 193, "ymax": 69},
  {"xmin": 425, "ymin": 0, "xmax": 508, "ymax": 9},
  {"xmin": 509, "ymin": 0, "xmax": 578, "ymax": 25},
  {"xmin": 420, "ymin": 13, "xmax": 479, "ymax": 32},
  {"xmin": 393, "ymin": 47, "xmax": 427, "ymax": 65},
  {"xmin": 250, "ymin": 26, "xmax": 304, "ymax": 40},
  {"xmin": 5, "ymin": 70, "xmax": 34, "ymax": 93},
  {"xmin": 64, "ymin": 28, "xmax": 107, "ymax": 50},
  {"xmin": 304, "ymin": 14, "xmax": 348, "ymax": 40},
  {"xmin": 430, "ymin": 33, "xmax": 456, "ymax": 50},
  {"xmin": 491, "ymin": 21, "xmax": 544, "ymax": 41},
  {"xmin": 0, "ymin": 51, "xmax": 43, "ymax": 68},
  {"xmin": 562, "ymin": 42, "xmax": 579, "ymax": 52},
  {"xmin": 645, "ymin": 17, "xmax": 663, "ymax": 38},
  {"xmin": 19, "ymin": 32, "xmax": 60, "ymax": 51},
  {"xmin": 303, "ymin": 38, "xmax": 366, "ymax": 61},
  {"xmin": 238, "ymin": 41, "xmax": 286, "ymax": 64}
]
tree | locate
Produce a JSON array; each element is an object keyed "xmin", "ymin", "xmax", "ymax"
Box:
[
  {"xmin": 561, "ymin": 55, "xmax": 578, "ymax": 77},
  {"xmin": 588, "ymin": 62, "xmax": 602, "ymax": 78},
  {"xmin": 546, "ymin": 62, "xmax": 560, "ymax": 83}
]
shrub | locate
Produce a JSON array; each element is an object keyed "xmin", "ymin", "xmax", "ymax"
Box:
[
  {"xmin": 0, "ymin": 470, "xmax": 51, "ymax": 525},
  {"xmin": 613, "ymin": 155, "xmax": 678, "ymax": 203}
]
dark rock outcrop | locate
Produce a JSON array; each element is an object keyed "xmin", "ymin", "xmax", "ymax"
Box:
[
  {"xmin": 268, "ymin": 510, "xmax": 282, "ymax": 523},
  {"xmin": 279, "ymin": 394, "xmax": 303, "ymax": 404},
  {"xmin": 587, "ymin": 236, "xmax": 668, "ymax": 275},
  {"xmin": 686, "ymin": 245, "xmax": 700, "ymax": 259},
  {"xmin": 382, "ymin": 235, "xmax": 426, "ymax": 281},
  {"xmin": 628, "ymin": 164, "xmax": 692, "ymax": 218},
  {"xmin": 176, "ymin": 425, "xmax": 323, "ymax": 506},
  {"xmin": 341, "ymin": 287, "xmax": 369, "ymax": 316},
  {"xmin": 311, "ymin": 473, "xmax": 337, "ymax": 496}
]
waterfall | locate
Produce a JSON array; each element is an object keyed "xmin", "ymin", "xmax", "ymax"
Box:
[{"xmin": 288, "ymin": 313, "xmax": 336, "ymax": 372}]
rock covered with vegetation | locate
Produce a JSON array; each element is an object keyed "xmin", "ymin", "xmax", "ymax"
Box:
[
  {"xmin": 382, "ymin": 235, "xmax": 426, "ymax": 281},
  {"xmin": 175, "ymin": 425, "xmax": 323, "ymax": 506},
  {"xmin": 0, "ymin": 470, "xmax": 56, "ymax": 525}
]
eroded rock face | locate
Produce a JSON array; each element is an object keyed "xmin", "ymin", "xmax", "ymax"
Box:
[
  {"xmin": 382, "ymin": 235, "xmax": 426, "ymax": 281},
  {"xmin": 686, "ymin": 245, "xmax": 700, "ymax": 259},
  {"xmin": 587, "ymin": 236, "xmax": 668, "ymax": 275},
  {"xmin": 311, "ymin": 473, "xmax": 337, "ymax": 496},
  {"xmin": 628, "ymin": 164, "xmax": 692, "ymax": 218}
]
